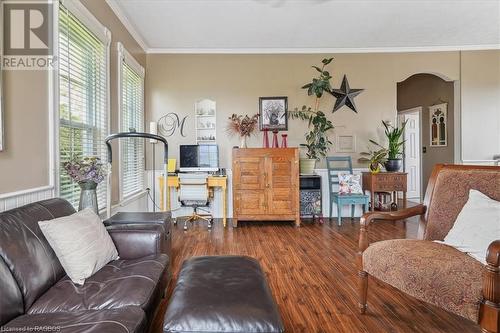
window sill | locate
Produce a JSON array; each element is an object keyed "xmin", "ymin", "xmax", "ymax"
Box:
[{"xmin": 114, "ymin": 190, "xmax": 148, "ymax": 210}]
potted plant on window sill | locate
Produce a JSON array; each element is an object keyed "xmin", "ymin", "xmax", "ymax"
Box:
[{"xmin": 289, "ymin": 58, "xmax": 335, "ymax": 174}]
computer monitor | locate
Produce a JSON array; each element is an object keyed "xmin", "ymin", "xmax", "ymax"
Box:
[{"xmin": 179, "ymin": 144, "xmax": 219, "ymax": 172}]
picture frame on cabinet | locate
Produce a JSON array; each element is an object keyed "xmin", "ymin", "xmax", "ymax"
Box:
[{"xmin": 259, "ymin": 96, "xmax": 288, "ymax": 131}]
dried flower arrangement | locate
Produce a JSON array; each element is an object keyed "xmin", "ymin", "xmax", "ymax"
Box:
[
  {"xmin": 227, "ymin": 113, "xmax": 260, "ymax": 148},
  {"xmin": 63, "ymin": 156, "xmax": 108, "ymax": 184}
]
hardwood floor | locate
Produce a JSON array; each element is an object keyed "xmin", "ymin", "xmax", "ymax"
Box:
[{"xmin": 151, "ymin": 215, "xmax": 481, "ymax": 333}]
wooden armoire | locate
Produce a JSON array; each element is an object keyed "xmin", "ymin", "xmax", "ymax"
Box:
[{"xmin": 232, "ymin": 148, "xmax": 300, "ymax": 227}]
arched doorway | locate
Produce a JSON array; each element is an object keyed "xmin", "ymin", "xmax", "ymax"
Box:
[{"xmin": 397, "ymin": 73, "xmax": 456, "ymax": 201}]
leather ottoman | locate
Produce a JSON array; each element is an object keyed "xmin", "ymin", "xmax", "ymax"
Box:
[{"xmin": 163, "ymin": 256, "xmax": 285, "ymax": 333}]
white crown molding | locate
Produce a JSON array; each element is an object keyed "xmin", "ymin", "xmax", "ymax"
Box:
[
  {"xmin": 146, "ymin": 44, "xmax": 500, "ymax": 54},
  {"xmin": 105, "ymin": 0, "xmax": 149, "ymax": 51}
]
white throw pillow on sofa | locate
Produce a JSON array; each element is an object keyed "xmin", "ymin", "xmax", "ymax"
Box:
[
  {"xmin": 442, "ymin": 189, "xmax": 500, "ymax": 264},
  {"xmin": 38, "ymin": 208, "xmax": 118, "ymax": 285}
]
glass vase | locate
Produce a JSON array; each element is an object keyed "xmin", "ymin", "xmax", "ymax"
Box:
[
  {"xmin": 78, "ymin": 180, "xmax": 99, "ymax": 214},
  {"xmin": 239, "ymin": 136, "xmax": 248, "ymax": 148}
]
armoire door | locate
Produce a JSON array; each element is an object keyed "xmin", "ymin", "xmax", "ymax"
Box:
[
  {"xmin": 266, "ymin": 153, "xmax": 299, "ymax": 215},
  {"xmin": 233, "ymin": 156, "xmax": 267, "ymax": 215}
]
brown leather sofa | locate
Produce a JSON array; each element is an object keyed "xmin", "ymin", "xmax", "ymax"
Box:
[{"xmin": 0, "ymin": 198, "xmax": 171, "ymax": 333}]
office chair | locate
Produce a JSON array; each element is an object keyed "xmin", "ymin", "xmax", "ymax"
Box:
[{"xmin": 178, "ymin": 173, "xmax": 213, "ymax": 230}]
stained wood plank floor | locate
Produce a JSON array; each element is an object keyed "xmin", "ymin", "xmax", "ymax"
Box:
[{"xmin": 151, "ymin": 215, "xmax": 481, "ymax": 333}]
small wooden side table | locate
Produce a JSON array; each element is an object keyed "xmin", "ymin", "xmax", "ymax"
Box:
[{"xmin": 362, "ymin": 172, "xmax": 407, "ymax": 211}]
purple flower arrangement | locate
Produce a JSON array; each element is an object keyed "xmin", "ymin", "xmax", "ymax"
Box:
[{"xmin": 63, "ymin": 156, "xmax": 108, "ymax": 184}]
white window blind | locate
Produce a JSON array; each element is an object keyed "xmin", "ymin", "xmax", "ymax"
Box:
[
  {"xmin": 58, "ymin": 2, "xmax": 109, "ymax": 209},
  {"xmin": 118, "ymin": 43, "xmax": 145, "ymax": 199}
]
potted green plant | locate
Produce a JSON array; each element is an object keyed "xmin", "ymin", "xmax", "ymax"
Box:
[
  {"xmin": 358, "ymin": 147, "xmax": 388, "ymax": 174},
  {"xmin": 369, "ymin": 120, "xmax": 407, "ymax": 172},
  {"xmin": 289, "ymin": 58, "xmax": 335, "ymax": 174},
  {"xmin": 290, "ymin": 106, "xmax": 334, "ymax": 173}
]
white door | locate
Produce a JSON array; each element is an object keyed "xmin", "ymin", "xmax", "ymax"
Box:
[{"xmin": 399, "ymin": 110, "xmax": 421, "ymax": 200}]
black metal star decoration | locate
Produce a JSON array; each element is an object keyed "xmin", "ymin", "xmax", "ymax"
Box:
[{"xmin": 329, "ymin": 75, "xmax": 364, "ymax": 113}]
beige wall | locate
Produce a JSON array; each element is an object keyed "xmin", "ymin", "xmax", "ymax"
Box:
[
  {"xmin": 0, "ymin": 71, "xmax": 51, "ymax": 192},
  {"xmin": 0, "ymin": 0, "xmax": 145, "ymax": 199},
  {"xmin": 145, "ymin": 52, "xmax": 462, "ymax": 170},
  {"xmin": 397, "ymin": 73, "xmax": 455, "ymax": 187},
  {"xmin": 461, "ymin": 50, "xmax": 500, "ymax": 162}
]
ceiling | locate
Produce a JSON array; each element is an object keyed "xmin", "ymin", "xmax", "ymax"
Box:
[{"xmin": 106, "ymin": 0, "xmax": 500, "ymax": 53}]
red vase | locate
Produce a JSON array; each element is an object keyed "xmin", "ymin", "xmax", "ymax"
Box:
[
  {"xmin": 281, "ymin": 134, "xmax": 288, "ymax": 148},
  {"xmin": 262, "ymin": 129, "xmax": 270, "ymax": 148},
  {"xmin": 271, "ymin": 130, "xmax": 279, "ymax": 148}
]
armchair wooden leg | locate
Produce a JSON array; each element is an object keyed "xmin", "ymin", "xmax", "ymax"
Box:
[
  {"xmin": 479, "ymin": 241, "xmax": 500, "ymax": 333},
  {"xmin": 479, "ymin": 262, "xmax": 500, "ymax": 332},
  {"xmin": 358, "ymin": 270, "xmax": 368, "ymax": 314}
]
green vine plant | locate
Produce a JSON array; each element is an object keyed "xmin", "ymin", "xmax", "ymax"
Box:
[{"xmin": 288, "ymin": 58, "xmax": 335, "ymax": 160}]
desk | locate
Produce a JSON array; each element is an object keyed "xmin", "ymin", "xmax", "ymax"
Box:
[
  {"xmin": 362, "ymin": 172, "xmax": 407, "ymax": 211},
  {"xmin": 159, "ymin": 175, "xmax": 228, "ymax": 227}
]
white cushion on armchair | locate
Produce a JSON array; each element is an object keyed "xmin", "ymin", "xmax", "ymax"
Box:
[{"xmin": 441, "ymin": 189, "xmax": 500, "ymax": 264}]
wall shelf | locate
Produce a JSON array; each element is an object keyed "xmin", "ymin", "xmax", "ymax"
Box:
[{"xmin": 195, "ymin": 99, "xmax": 216, "ymax": 144}]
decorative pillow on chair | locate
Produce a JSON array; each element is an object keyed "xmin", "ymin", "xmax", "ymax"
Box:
[
  {"xmin": 338, "ymin": 173, "xmax": 363, "ymax": 194},
  {"xmin": 442, "ymin": 189, "xmax": 500, "ymax": 264},
  {"xmin": 38, "ymin": 208, "xmax": 118, "ymax": 285}
]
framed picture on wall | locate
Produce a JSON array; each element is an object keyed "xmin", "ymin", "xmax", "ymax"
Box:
[
  {"xmin": 259, "ymin": 96, "xmax": 288, "ymax": 131},
  {"xmin": 429, "ymin": 103, "xmax": 447, "ymax": 147},
  {"xmin": 336, "ymin": 134, "xmax": 356, "ymax": 153}
]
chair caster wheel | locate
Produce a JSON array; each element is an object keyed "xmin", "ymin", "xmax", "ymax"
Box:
[
  {"xmin": 208, "ymin": 221, "xmax": 212, "ymax": 229},
  {"xmin": 173, "ymin": 218, "xmax": 177, "ymax": 225},
  {"xmin": 183, "ymin": 224, "xmax": 188, "ymax": 231}
]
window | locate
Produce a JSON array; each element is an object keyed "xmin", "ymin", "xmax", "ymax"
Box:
[
  {"xmin": 58, "ymin": 1, "xmax": 110, "ymax": 208},
  {"xmin": 118, "ymin": 43, "xmax": 145, "ymax": 200}
]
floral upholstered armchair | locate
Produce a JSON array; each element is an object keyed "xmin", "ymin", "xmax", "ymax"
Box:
[{"xmin": 357, "ymin": 164, "xmax": 500, "ymax": 333}]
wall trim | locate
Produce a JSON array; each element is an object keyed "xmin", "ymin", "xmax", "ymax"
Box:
[
  {"xmin": 105, "ymin": 0, "xmax": 148, "ymax": 51},
  {"xmin": 62, "ymin": 0, "xmax": 109, "ymax": 42},
  {"xmin": 0, "ymin": 186, "xmax": 55, "ymax": 212},
  {"xmin": 146, "ymin": 44, "xmax": 500, "ymax": 54},
  {"xmin": 0, "ymin": 185, "xmax": 54, "ymax": 200}
]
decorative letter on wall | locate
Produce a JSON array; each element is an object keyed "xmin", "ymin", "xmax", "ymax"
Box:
[
  {"xmin": 429, "ymin": 103, "xmax": 447, "ymax": 147},
  {"xmin": 158, "ymin": 113, "xmax": 188, "ymax": 137}
]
